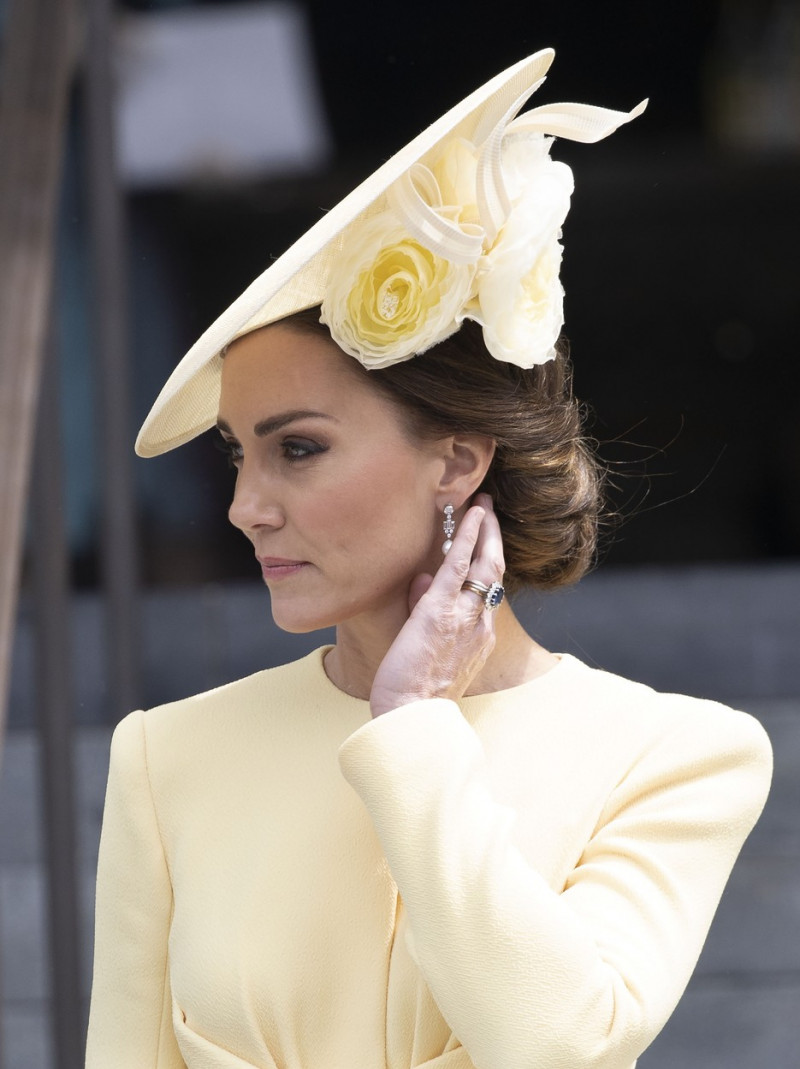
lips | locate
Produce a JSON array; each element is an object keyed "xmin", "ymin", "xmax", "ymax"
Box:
[{"xmin": 256, "ymin": 556, "xmax": 309, "ymax": 581}]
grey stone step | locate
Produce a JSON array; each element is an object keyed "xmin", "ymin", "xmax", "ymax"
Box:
[
  {"xmin": 0, "ymin": 866, "xmax": 96, "ymax": 1002},
  {"xmin": 3, "ymin": 1004, "xmax": 54, "ymax": 1069},
  {"xmin": 0, "ymin": 730, "xmax": 111, "ymax": 867},
  {"xmin": 642, "ymin": 980, "xmax": 800, "ymax": 1068},
  {"xmin": 741, "ymin": 705, "xmax": 800, "ymax": 856}
]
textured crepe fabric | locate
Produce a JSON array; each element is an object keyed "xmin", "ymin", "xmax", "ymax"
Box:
[{"xmin": 85, "ymin": 649, "xmax": 772, "ymax": 1069}]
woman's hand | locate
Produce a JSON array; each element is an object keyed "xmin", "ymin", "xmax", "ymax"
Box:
[{"xmin": 370, "ymin": 493, "xmax": 505, "ymax": 718}]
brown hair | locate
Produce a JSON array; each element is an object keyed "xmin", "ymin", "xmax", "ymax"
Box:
[{"xmin": 286, "ymin": 307, "xmax": 602, "ymax": 593}]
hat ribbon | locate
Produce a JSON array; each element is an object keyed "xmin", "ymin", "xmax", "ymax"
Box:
[{"xmin": 387, "ymin": 94, "xmax": 648, "ymax": 264}]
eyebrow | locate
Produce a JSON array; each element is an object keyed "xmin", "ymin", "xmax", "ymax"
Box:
[{"xmin": 216, "ymin": 410, "xmax": 337, "ymax": 438}]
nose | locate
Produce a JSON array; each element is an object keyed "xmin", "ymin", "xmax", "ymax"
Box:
[{"xmin": 227, "ymin": 462, "xmax": 285, "ymax": 535}]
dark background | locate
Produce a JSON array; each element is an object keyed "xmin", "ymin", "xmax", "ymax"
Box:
[{"xmin": 72, "ymin": 0, "xmax": 800, "ymax": 585}]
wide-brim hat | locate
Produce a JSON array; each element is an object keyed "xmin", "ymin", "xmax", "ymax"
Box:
[{"xmin": 136, "ymin": 49, "xmax": 643, "ymax": 457}]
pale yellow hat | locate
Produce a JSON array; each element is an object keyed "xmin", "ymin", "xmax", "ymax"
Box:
[{"xmin": 136, "ymin": 49, "xmax": 645, "ymax": 457}]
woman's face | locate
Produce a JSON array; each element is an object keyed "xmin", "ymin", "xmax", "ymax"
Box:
[{"xmin": 218, "ymin": 324, "xmax": 448, "ymax": 633}]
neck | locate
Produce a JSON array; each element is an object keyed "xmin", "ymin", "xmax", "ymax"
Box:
[{"xmin": 324, "ymin": 597, "xmax": 557, "ymax": 701}]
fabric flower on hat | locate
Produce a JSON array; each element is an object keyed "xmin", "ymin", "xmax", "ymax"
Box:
[
  {"xmin": 321, "ymin": 93, "xmax": 646, "ymax": 372},
  {"xmin": 321, "ymin": 213, "xmax": 476, "ymax": 368},
  {"xmin": 430, "ymin": 137, "xmax": 481, "ymax": 227},
  {"xmin": 322, "ymin": 130, "xmax": 573, "ymax": 371},
  {"xmin": 465, "ymin": 133, "xmax": 575, "ymax": 367}
]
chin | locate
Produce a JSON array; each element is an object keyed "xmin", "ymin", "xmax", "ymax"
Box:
[
  {"xmin": 266, "ymin": 581, "xmax": 403, "ymax": 635},
  {"xmin": 266, "ymin": 592, "xmax": 342, "ymax": 635},
  {"xmin": 269, "ymin": 606, "xmax": 336, "ymax": 635},
  {"xmin": 271, "ymin": 616, "xmax": 331, "ymax": 636}
]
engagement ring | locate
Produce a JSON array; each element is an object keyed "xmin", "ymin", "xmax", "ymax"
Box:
[{"xmin": 461, "ymin": 579, "xmax": 505, "ymax": 610}]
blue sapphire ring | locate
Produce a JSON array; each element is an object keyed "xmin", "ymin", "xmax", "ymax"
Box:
[{"xmin": 461, "ymin": 579, "xmax": 505, "ymax": 611}]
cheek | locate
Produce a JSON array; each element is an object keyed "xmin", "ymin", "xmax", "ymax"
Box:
[{"xmin": 315, "ymin": 451, "xmax": 434, "ymax": 559}]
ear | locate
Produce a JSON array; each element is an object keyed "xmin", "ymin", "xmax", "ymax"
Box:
[{"xmin": 435, "ymin": 434, "xmax": 496, "ymax": 510}]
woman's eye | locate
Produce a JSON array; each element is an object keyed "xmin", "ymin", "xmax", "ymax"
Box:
[
  {"xmin": 214, "ymin": 436, "xmax": 243, "ymax": 468},
  {"xmin": 282, "ymin": 439, "xmax": 326, "ymax": 462}
]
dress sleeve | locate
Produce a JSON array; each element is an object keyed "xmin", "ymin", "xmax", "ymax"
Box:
[
  {"xmin": 337, "ymin": 697, "xmax": 772, "ymax": 1069},
  {"xmin": 85, "ymin": 710, "xmax": 186, "ymax": 1069}
]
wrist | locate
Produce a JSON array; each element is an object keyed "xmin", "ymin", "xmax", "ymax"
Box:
[
  {"xmin": 370, "ymin": 695, "xmax": 416, "ymax": 719},
  {"xmin": 370, "ymin": 690, "xmax": 432, "ymax": 719}
]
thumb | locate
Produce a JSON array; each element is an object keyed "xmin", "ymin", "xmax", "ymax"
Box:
[{"xmin": 408, "ymin": 573, "xmax": 434, "ymax": 613}]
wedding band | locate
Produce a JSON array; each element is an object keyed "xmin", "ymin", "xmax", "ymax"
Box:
[{"xmin": 461, "ymin": 579, "xmax": 505, "ymax": 610}]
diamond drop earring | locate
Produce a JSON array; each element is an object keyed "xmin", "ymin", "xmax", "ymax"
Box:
[{"xmin": 442, "ymin": 504, "xmax": 455, "ymax": 554}]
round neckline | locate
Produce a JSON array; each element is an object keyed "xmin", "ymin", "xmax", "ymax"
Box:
[{"xmin": 310, "ymin": 645, "xmax": 580, "ymax": 714}]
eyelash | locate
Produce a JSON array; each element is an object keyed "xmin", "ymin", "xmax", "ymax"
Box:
[
  {"xmin": 283, "ymin": 439, "xmax": 326, "ymax": 461},
  {"xmin": 214, "ymin": 436, "xmax": 326, "ymax": 468},
  {"xmin": 214, "ymin": 437, "xmax": 242, "ymax": 468}
]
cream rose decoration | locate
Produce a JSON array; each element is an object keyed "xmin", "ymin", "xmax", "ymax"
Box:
[
  {"xmin": 466, "ymin": 134, "xmax": 575, "ymax": 367},
  {"xmin": 320, "ymin": 211, "xmax": 475, "ymax": 368}
]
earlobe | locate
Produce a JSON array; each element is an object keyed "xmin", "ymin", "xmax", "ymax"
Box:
[{"xmin": 436, "ymin": 434, "xmax": 496, "ymax": 509}]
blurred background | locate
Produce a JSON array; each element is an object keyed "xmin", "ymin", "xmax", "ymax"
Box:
[
  {"xmin": 0, "ymin": 0, "xmax": 798, "ymax": 1066},
  {"xmin": 50, "ymin": 0, "xmax": 800, "ymax": 588}
]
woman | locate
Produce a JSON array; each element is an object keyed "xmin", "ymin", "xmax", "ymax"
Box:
[{"xmin": 86, "ymin": 50, "xmax": 772, "ymax": 1069}]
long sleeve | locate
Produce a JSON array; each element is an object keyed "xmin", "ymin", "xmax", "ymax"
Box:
[
  {"xmin": 86, "ymin": 710, "xmax": 186, "ymax": 1069},
  {"xmin": 338, "ymin": 691, "xmax": 772, "ymax": 1069}
]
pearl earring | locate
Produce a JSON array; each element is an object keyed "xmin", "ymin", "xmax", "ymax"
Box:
[{"xmin": 442, "ymin": 504, "xmax": 455, "ymax": 554}]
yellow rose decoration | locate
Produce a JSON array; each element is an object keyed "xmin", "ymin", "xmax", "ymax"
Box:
[{"xmin": 321, "ymin": 213, "xmax": 475, "ymax": 368}]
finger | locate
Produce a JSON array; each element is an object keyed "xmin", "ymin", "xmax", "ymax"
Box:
[
  {"xmin": 428, "ymin": 505, "xmax": 485, "ymax": 596},
  {"xmin": 469, "ymin": 495, "xmax": 506, "ymax": 582}
]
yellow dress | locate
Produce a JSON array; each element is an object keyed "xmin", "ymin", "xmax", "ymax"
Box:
[{"xmin": 85, "ymin": 649, "xmax": 772, "ymax": 1069}]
